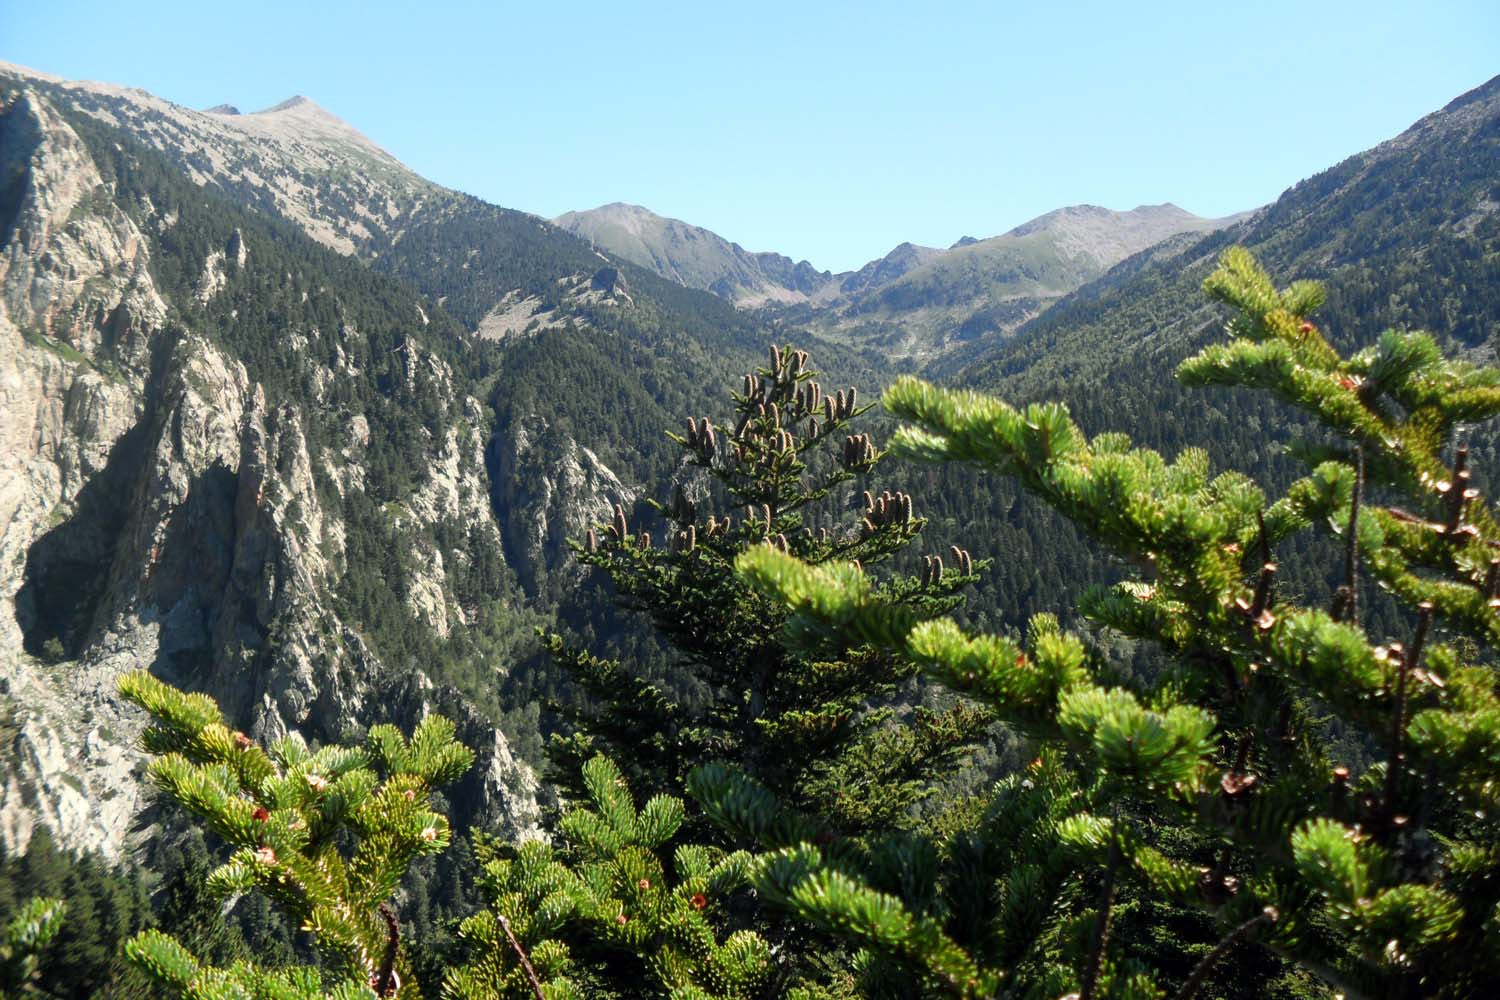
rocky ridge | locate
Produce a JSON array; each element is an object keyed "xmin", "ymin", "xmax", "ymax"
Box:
[
  {"xmin": 0, "ymin": 60, "xmax": 434, "ymax": 257},
  {"xmin": 555, "ymin": 199, "xmax": 1244, "ymax": 364}
]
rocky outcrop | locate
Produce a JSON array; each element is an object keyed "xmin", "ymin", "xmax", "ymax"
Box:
[
  {"xmin": 0, "ymin": 86, "xmax": 543, "ymax": 859},
  {"xmin": 0, "ymin": 86, "xmax": 165, "ymax": 857},
  {"xmin": 589, "ymin": 266, "xmax": 631, "ymax": 302},
  {"xmin": 491, "ymin": 414, "xmax": 637, "ymax": 596}
]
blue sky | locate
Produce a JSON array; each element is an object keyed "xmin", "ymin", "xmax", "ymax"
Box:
[{"xmin": 4, "ymin": 1, "xmax": 1496, "ymax": 272}]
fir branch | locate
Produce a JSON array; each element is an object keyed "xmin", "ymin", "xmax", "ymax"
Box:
[
  {"xmin": 1079, "ymin": 830, "xmax": 1122, "ymax": 1000},
  {"xmin": 1175, "ymin": 907, "xmax": 1278, "ymax": 1000},
  {"xmin": 1336, "ymin": 447, "xmax": 1364, "ymax": 622},
  {"xmin": 497, "ymin": 914, "xmax": 546, "ymax": 1000}
]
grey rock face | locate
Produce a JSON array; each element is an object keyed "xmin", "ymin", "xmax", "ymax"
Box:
[
  {"xmin": 0, "ymin": 85, "xmax": 545, "ymax": 858},
  {"xmin": 491, "ymin": 414, "xmax": 638, "ymax": 597}
]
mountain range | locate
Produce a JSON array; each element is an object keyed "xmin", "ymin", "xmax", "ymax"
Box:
[
  {"xmin": 1, "ymin": 57, "xmax": 1496, "ymax": 868},
  {"xmin": 554, "ymin": 200, "xmax": 1247, "ymax": 361}
]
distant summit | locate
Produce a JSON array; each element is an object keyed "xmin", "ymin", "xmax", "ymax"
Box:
[
  {"xmin": 263, "ymin": 95, "xmax": 315, "ymax": 112},
  {"xmin": 0, "ymin": 62, "xmax": 426, "ymax": 257},
  {"xmin": 554, "ymin": 203, "xmax": 831, "ymax": 307}
]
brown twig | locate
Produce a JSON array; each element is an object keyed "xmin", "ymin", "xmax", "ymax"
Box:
[
  {"xmin": 1442, "ymin": 446, "xmax": 1470, "ymax": 535},
  {"xmin": 1385, "ymin": 602, "xmax": 1433, "ymax": 821},
  {"xmin": 1080, "ymin": 831, "xmax": 1122, "ymax": 1000},
  {"xmin": 499, "ymin": 914, "xmax": 546, "ymax": 1000},
  {"xmin": 1337, "ymin": 448, "xmax": 1364, "ymax": 622},
  {"xmin": 1176, "ymin": 907, "xmax": 1279, "ymax": 1000},
  {"xmin": 1250, "ymin": 562, "xmax": 1278, "ymax": 620},
  {"xmin": 374, "ymin": 902, "xmax": 400, "ymax": 997}
]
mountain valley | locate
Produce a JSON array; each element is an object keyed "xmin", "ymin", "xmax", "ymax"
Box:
[{"xmin": 0, "ymin": 62, "xmax": 1497, "ymax": 996}]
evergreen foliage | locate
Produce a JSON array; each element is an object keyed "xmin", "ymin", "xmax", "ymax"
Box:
[
  {"xmin": 1, "ymin": 896, "xmax": 66, "ymax": 998},
  {"xmin": 116, "ymin": 671, "xmax": 474, "ymax": 998},
  {"xmin": 448, "ymin": 755, "xmax": 783, "ymax": 1000},
  {"xmin": 0, "ymin": 829, "xmax": 154, "ymax": 1000},
  {"xmin": 546, "ymin": 345, "xmax": 990, "ymax": 834},
  {"xmin": 724, "ymin": 249, "xmax": 1500, "ymax": 998}
]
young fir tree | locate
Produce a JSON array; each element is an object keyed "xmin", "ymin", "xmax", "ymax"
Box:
[
  {"xmin": 115, "ymin": 671, "xmax": 473, "ymax": 999},
  {"xmin": 1, "ymin": 896, "xmax": 65, "ymax": 999},
  {"xmin": 102, "ymin": 676, "xmax": 799, "ymax": 999},
  {"xmin": 548, "ymin": 345, "xmax": 989, "ymax": 836},
  {"xmin": 446, "ymin": 755, "xmax": 792, "ymax": 1000},
  {"xmin": 716, "ymin": 249, "xmax": 1500, "ymax": 999}
]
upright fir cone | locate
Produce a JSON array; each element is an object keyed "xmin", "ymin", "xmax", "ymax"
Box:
[{"xmin": 613, "ymin": 504, "xmax": 628, "ymax": 543}]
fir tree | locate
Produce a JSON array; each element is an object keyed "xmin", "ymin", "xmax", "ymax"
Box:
[
  {"xmin": 548, "ymin": 344, "xmax": 989, "ymax": 835},
  {"xmin": 720, "ymin": 248, "xmax": 1500, "ymax": 998},
  {"xmin": 447, "ymin": 756, "xmax": 787, "ymax": 1000},
  {"xmin": 115, "ymin": 671, "xmax": 474, "ymax": 999}
]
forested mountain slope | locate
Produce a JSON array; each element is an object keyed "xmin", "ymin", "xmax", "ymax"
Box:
[
  {"xmin": 791, "ymin": 203, "xmax": 1242, "ymax": 363},
  {"xmin": 966, "ymin": 75, "xmax": 1500, "ymax": 447},
  {"xmin": 558, "ymin": 193, "xmax": 1241, "ymax": 365},
  {"xmin": 0, "ymin": 67, "xmax": 885, "ymax": 861},
  {"xmin": 0, "ymin": 81, "xmax": 561, "ymax": 856},
  {"xmin": 921, "ymin": 74, "xmax": 1500, "ymax": 644}
]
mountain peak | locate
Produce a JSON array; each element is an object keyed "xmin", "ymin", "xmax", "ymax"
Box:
[
  {"xmin": 1005, "ymin": 202, "xmax": 1200, "ymax": 240},
  {"xmin": 211, "ymin": 93, "xmax": 400, "ymax": 168},
  {"xmin": 264, "ymin": 95, "xmax": 312, "ymax": 112},
  {"xmin": 255, "ymin": 95, "xmax": 340, "ymax": 119}
]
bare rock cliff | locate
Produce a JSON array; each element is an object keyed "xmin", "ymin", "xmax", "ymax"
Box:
[{"xmin": 0, "ymin": 88, "xmax": 542, "ymax": 858}]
